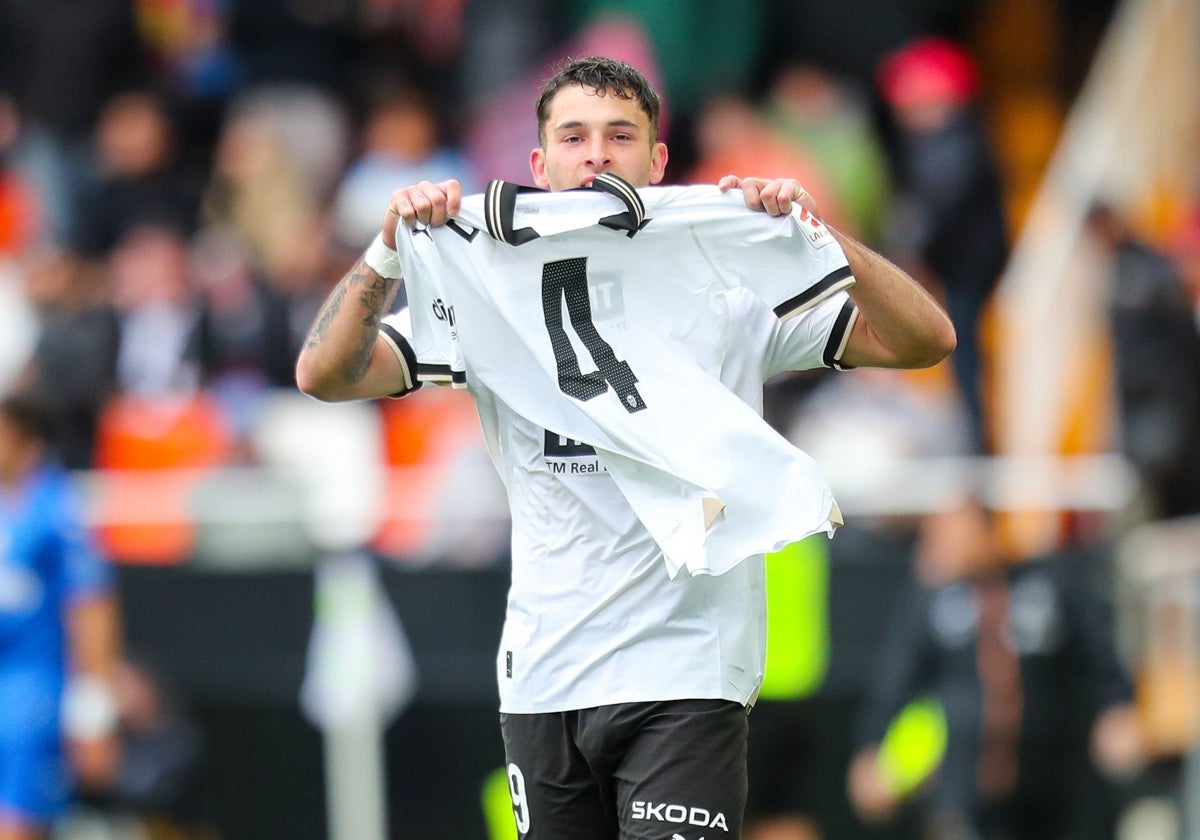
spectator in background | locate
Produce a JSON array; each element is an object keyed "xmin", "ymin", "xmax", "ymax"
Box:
[
  {"xmin": 686, "ymin": 94, "xmax": 846, "ymax": 233},
  {"xmin": 763, "ymin": 62, "xmax": 892, "ymax": 245},
  {"xmin": 0, "ymin": 97, "xmax": 40, "ymax": 260},
  {"xmin": 108, "ymin": 223, "xmax": 203, "ymax": 399},
  {"xmin": 331, "ymin": 79, "xmax": 478, "ymax": 249},
  {"xmin": 876, "ymin": 37, "xmax": 1009, "ymax": 452},
  {"xmin": 565, "ymin": 0, "xmax": 770, "ymax": 168},
  {"xmin": 71, "ymin": 91, "xmax": 202, "ymax": 260},
  {"xmin": 201, "ymin": 85, "xmax": 350, "ymax": 272},
  {"xmin": 0, "ymin": 392, "xmax": 124, "ymax": 840},
  {"xmin": 847, "ymin": 495, "xmax": 1145, "ymax": 840},
  {"xmin": 225, "ymin": 0, "xmax": 353, "ymax": 95},
  {"xmin": 1085, "ymin": 202, "xmax": 1200, "ymax": 521},
  {"xmin": 192, "ymin": 226, "xmax": 297, "ymax": 394},
  {"xmin": 201, "ymin": 86, "xmax": 349, "ymax": 324},
  {"xmin": 0, "ymin": 0, "xmax": 148, "ymax": 247},
  {"xmin": 17, "ymin": 251, "xmax": 121, "ymax": 470}
]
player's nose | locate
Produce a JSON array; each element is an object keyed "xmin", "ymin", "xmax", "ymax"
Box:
[{"xmin": 585, "ymin": 138, "xmax": 612, "ymax": 168}]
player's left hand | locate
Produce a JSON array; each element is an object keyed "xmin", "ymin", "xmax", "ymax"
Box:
[{"xmin": 718, "ymin": 175, "xmax": 821, "ymax": 220}]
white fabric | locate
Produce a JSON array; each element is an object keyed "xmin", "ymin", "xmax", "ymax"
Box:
[
  {"xmin": 383, "ymin": 181, "xmax": 856, "ymax": 713},
  {"xmin": 395, "ymin": 183, "xmax": 851, "ymax": 578}
]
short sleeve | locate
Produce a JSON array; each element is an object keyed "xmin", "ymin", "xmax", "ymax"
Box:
[
  {"xmin": 765, "ymin": 290, "xmax": 859, "ymax": 377},
  {"xmin": 379, "ymin": 308, "xmax": 422, "ymax": 398}
]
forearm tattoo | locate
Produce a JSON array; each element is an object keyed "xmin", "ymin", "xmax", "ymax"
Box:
[
  {"xmin": 304, "ymin": 260, "xmax": 400, "ymax": 381},
  {"xmin": 306, "ymin": 283, "xmax": 347, "ymax": 348}
]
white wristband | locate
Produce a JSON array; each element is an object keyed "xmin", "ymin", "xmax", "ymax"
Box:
[
  {"xmin": 364, "ymin": 233, "xmax": 403, "ymax": 280},
  {"xmin": 62, "ymin": 675, "xmax": 119, "ymax": 740}
]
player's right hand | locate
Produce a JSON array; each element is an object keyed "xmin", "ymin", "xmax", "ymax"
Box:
[{"xmin": 383, "ymin": 179, "xmax": 462, "ymax": 247}]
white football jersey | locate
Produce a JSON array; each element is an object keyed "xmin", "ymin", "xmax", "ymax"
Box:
[{"xmin": 382, "ymin": 177, "xmax": 857, "ymax": 713}]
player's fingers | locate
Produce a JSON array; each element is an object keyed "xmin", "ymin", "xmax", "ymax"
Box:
[
  {"xmin": 716, "ymin": 174, "xmax": 742, "ymax": 192},
  {"xmin": 740, "ymin": 179, "xmax": 765, "ymax": 210},
  {"xmin": 759, "ymin": 179, "xmax": 788, "ymax": 216},
  {"xmin": 408, "ymin": 183, "xmax": 439, "ymax": 225},
  {"xmin": 383, "ymin": 190, "xmax": 413, "ymax": 246},
  {"xmin": 438, "ymin": 179, "xmax": 463, "ymax": 217}
]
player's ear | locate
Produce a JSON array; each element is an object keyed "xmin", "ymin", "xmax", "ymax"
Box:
[
  {"xmin": 648, "ymin": 142, "xmax": 668, "ymax": 185},
  {"xmin": 530, "ymin": 148, "xmax": 551, "ymax": 189}
]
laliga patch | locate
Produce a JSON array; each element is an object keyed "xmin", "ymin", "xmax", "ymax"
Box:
[{"xmin": 791, "ymin": 206, "xmax": 833, "ymax": 249}]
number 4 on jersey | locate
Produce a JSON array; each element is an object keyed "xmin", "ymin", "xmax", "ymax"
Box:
[{"xmin": 541, "ymin": 257, "xmax": 647, "ymax": 413}]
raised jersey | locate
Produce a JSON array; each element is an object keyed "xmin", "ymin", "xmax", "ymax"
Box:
[{"xmin": 383, "ymin": 177, "xmax": 857, "ymax": 712}]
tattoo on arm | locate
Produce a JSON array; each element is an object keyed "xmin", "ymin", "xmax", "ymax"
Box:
[
  {"xmin": 359, "ymin": 270, "xmax": 393, "ymax": 328},
  {"xmin": 304, "ymin": 260, "xmax": 402, "ymax": 382},
  {"xmin": 305, "ymin": 283, "xmax": 347, "ymax": 348}
]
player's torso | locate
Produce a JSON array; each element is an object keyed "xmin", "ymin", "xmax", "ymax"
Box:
[{"xmin": 475, "ymin": 369, "xmax": 768, "ymax": 713}]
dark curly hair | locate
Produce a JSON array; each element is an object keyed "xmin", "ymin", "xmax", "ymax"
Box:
[{"xmin": 534, "ymin": 56, "xmax": 661, "ymax": 147}]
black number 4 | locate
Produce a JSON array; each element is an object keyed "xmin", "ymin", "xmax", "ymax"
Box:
[{"xmin": 541, "ymin": 257, "xmax": 646, "ymax": 413}]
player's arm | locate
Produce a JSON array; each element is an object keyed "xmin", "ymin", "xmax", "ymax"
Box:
[
  {"xmin": 63, "ymin": 592, "xmax": 123, "ymax": 790},
  {"xmin": 296, "ymin": 179, "xmax": 462, "ymax": 402},
  {"xmin": 719, "ymin": 175, "xmax": 956, "ymax": 370}
]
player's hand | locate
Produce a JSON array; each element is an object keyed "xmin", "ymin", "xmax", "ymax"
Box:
[
  {"xmin": 717, "ymin": 175, "xmax": 821, "ymax": 220},
  {"xmin": 68, "ymin": 733, "xmax": 121, "ymax": 792},
  {"xmin": 383, "ymin": 179, "xmax": 463, "ymax": 246}
]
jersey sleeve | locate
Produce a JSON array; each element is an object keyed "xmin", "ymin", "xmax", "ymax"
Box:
[
  {"xmin": 694, "ymin": 200, "xmax": 855, "ymax": 320},
  {"xmin": 393, "ymin": 226, "xmax": 468, "ymax": 389},
  {"xmin": 379, "ymin": 308, "xmax": 422, "ymax": 398},
  {"xmin": 764, "ymin": 290, "xmax": 859, "ymax": 377}
]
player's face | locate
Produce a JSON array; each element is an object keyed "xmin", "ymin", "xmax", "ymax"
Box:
[{"xmin": 531, "ymin": 84, "xmax": 668, "ymax": 191}]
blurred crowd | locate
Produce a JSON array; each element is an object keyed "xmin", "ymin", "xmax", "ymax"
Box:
[
  {"xmin": 0, "ymin": 0, "xmax": 1193, "ymax": 499},
  {"xmin": 0, "ymin": 0, "xmax": 1153, "ymax": 482},
  {"xmin": 1, "ymin": 0, "xmax": 1199, "ymax": 839}
]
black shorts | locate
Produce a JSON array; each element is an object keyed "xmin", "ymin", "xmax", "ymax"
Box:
[{"xmin": 500, "ymin": 698, "xmax": 749, "ymax": 840}]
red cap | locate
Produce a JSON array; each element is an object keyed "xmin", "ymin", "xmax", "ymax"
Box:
[{"xmin": 877, "ymin": 36, "xmax": 980, "ymax": 109}]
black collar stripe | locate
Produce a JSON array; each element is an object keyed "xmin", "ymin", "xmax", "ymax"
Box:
[
  {"xmin": 484, "ymin": 180, "xmax": 542, "ymax": 245},
  {"xmin": 592, "ymin": 173, "xmax": 646, "ymax": 227}
]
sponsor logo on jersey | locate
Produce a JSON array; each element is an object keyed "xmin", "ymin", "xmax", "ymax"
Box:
[
  {"xmin": 431, "ymin": 298, "xmax": 455, "ymax": 326},
  {"xmin": 543, "ymin": 430, "xmax": 596, "ymax": 457},
  {"xmin": 631, "ymin": 801, "xmax": 729, "ymax": 832},
  {"xmin": 794, "ymin": 206, "xmax": 833, "ymax": 249},
  {"xmin": 587, "ymin": 270, "xmax": 625, "ymax": 320},
  {"xmin": 542, "ymin": 431, "xmax": 608, "ymax": 475}
]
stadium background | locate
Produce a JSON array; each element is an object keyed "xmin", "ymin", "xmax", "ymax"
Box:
[{"xmin": 1, "ymin": 0, "xmax": 1198, "ymax": 837}]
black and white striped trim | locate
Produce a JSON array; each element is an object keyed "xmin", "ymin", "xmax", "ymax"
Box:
[
  {"xmin": 379, "ymin": 323, "xmax": 421, "ymax": 397},
  {"xmin": 416, "ymin": 363, "xmax": 467, "ymax": 388},
  {"xmin": 822, "ymin": 299, "xmax": 859, "ymax": 371},
  {"xmin": 484, "ymin": 180, "xmax": 541, "ymax": 246},
  {"xmin": 591, "ymin": 172, "xmax": 646, "ymax": 229},
  {"xmin": 774, "ymin": 265, "xmax": 854, "ymax": 321}
]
